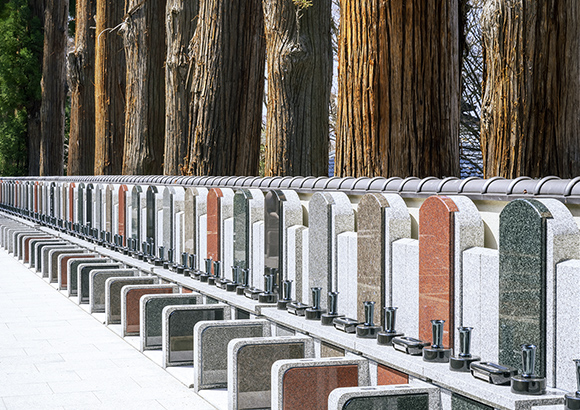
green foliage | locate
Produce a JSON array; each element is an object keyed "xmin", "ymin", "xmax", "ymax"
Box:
[{"xmin": 0, "ymin": 0, "xmax": 43, "ymax": 175}]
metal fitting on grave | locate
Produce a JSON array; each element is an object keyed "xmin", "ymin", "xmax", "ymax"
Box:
[
  {"xmin": 200, "ymin": 258, "xmax": 211, "ymax": 282},
  {"xmin": 511, "ymin": 344, "xmax": 546, "ymax": 395},
  {"xmin": 226, "ymin": 266, "xmax": 239, "ymax": 292},
  {"xmin": 470, "ymin": 362, "xmax": 517, "ymax": 385},
  {"xmin": 377, "ymin": 307, "xmax": 404, "ymax": 346},
  {"xmin": 449, "ymin": 327, "xmax": 480, "ymax": 372},
  {"xmin": 258, "ymin": 274, "xmax": 277, "ymax": 304},
  {"xmin": 565, "ymin": 359, "xmax": 580, "ymax": 409},
  {"xmin": 277, "ymin": 280, "xmax": 293, "ymax": 310},
  {"xmin": 422, "ymin": 320, "xmax": 452, "ymax": 363},
  {"xmin": 321, "ymin": 291, "xmax": 343, "ymax": 325},
  {"xmin": 356, "ymin": 301, "xmax": 381, "ymax": 338},
  {"xmin": 305, "ymin": 287, "xmax": 325, "ymax": 320}
]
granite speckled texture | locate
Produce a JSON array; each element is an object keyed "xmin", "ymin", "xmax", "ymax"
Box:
[
  {"xmin": 309, "ymin": 192, "xmax": 354, "ymax": 311},
  {"xmin": 233, "ymin": 189, "xmax": 264, "ymax": 272},
  {"xmin": 337, "ymin": 232, "xmax": 357, "ymax": 319},
  {"xmin": 23, "ymin": 236, "xmax": 50, "ymax": 263},
  {"xmin": 18, "ymin": 234, "xmax": 48, "ymax": 260},
  {"xmin": 321, "ymin": 341, "xmax": 345, "ymax": 358},
  {"xmin": 499, "ymin": 199, "xmax": 551, "ymax": 378},
  {"xmin": 41, "ymin": 245, "xmax": 77, "ymax": 277},
  {"xmin": 392, "ymin": 238, "xmax": 419, "ymax": 338},
  {"xmin": 118, "ymin": 185, "xmax": 128, "ymax": 244},
  {"xmin": 227, "ymin": 336, "xmax": 314, "ymax": 410},
  {"xmin": 140, "ymin": 293, "xmax": 203, "ymax": 350},
  {"xmin": 184, "ymin": 187, "xmax": 208, "ymax": 266},
  {"xmin": 451, "ymin": 393, "xmax": 493, "ymax": 409},
  {"xmin": 207, "ymin": 188, "xmax": 223, "ymax": 268},
  {"xmin": 33, "ymin": 240, "xmax": 65, "ymax": 269},
  {"xmin": 537, "ymin": 199, "xmax": 580, "ymax": 388},
  {"xmin": 130, "ymin": 185, "xmax": 143, "ymax": 244},
  {"xmin": 36, "ymin": 242, "xmax": 68, "ymax": 273},
  {"xmin": 67, "ymin": 258, "xmax": 109, "ymax": 296},
  {"xmin": 105, "ymin": 276, "xmax": 157, "ymax": 324},
  {"xmin": 271, "ymin": 357, "xmax": 369, "ymax": 410},
  {"xmin": 418, "ymin": 196, "xmax": 459, "ymax": 348},
  {"xmin": 89, "ymin": 269, "xmax": 137, "ymax": 313},
  {"xmin": 77, "ymin": 263, "xmax": 121, "ymax": 302},
  {"xmin": 48, "ymin": 249, "xmax": 85, "ymax": 283},
  {"xmin": 120, "ymin": 284, "xmax": 177, "ymax": 336},
  {"xmin": 59, "ymin": 254, "xmax": 97, "ymax": 289},
  {"xmin": 287, "ymin": 225, "xmax": 307, "ymax": 301},
  {"xmin": 377, "ymin": 364, "xmax": 409, "ymax": 385},
  {"xmin": 357, "ymin": 193, "xmax": 410, "ymax": 325},
  {"xmin": 162, "ymin": 304, "xmax": 231, "ymax": 367},
  {"xmin": 193, "ymin": 319, "xmax": 271, "ymax": 391},
  {"xmin": 328, "ymin": 380, "xmax": 440, "ymax": 410}
]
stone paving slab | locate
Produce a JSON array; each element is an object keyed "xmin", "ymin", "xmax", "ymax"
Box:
[{"xmin": 0, "ymin": 248, "xmax": 217, "ymax": 410}]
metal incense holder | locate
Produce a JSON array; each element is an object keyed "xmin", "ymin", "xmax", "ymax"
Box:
[
  {"xmin": 392, "ymin": 336, "xmax": 430, "ymax": 356},
  {"xmin": 470, "ymin": 362, "xmax": 518, "ymax": 385},
  {"xmin": 356, "ymin": 301, "xmax": 382, "ymax": 339},
  {"xmin": 321, "ymin": 292, "xmax": 344, "ymax": 326},
  {"xmin": 449, "ymin": 327, "xmax": 481, "ymax": 372},
  {"xmin": 422, "ymin": 320, "xmax": 452, "ymax": 363},
  {"xmin": 258, "ymin": 274, "xmax": 278, "ymax": 303},
  {"xmin": 305, "ymin": 287, "xmax": 326, "ymax": 320},
  {"xmin": 277, "ymin": 280, "xmax": 293, "ymax": 310},
  {"xmin": 511, "ymin": 344, "xmax": 546, "ymax": 395},
  {"xmin": 377, "ymin": 307, "xmax": 404, "ymax": 346},
  {"xmin": 200, "ymin": 258, "xmax": 211, "ymax": 282},
  {"xmin": 565, "ymin": 359, "xmax": 580, "ymax": 409}
]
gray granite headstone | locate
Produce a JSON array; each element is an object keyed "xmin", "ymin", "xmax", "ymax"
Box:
[
  {"xmin": 34, "ymin": 241, "xmax": 67, "ymax": 271},
  {"xmin": 28, "ymin": 238, "xmax": 58, "ymax": 267},
  {"xmin": 233, "ymin": 189, "xmax": 264, "ymax": 271},
  {"xmin": 42, "ymin": 246, "xmax": 79, "ymax": 278},
  {"xmin": 131, "ymin": 185, "xmax": 143, "ymax": 244},
  {"xmin": 77, "ymin": 182, "xmax": 85, "ymax": 225},
  {"xmin": 78, "ymin": 264, "xmax": 122, "ymax": 304},
  {"xmin": 451, "ymin": 393, "xmax": 493, "ymax": 410},
  {"xmin": 184, "ymin": 187, "xmax": 208, "ymax": 268},
  {"xmin": 499, "ymin": 199, "xmax": 551, "ymax": 377},
  {"xmin": 162, "ymin": 187, "xmax": 176, "ymax": 253},
  {"xmin": 193, "ymin": 319, "xmax": 271, "ymax": 391},
  {"xmin": 105, "ymin": 276, "xmax": 157, "ymax": 324},
  {"xmin": 162, "ymin": 304, "xmax": 231, "ymax": 367},
  {"xmin": 67, "ymin": 258, "xmax": 109, "ymax": 296},
  {"xmin": 49, "ymin": 249, "xmax": 87, "ymax": 282},
  {"xmin": 308, "ymin": 192, "xmax": 354, "ymax": 311},
  {"xmin": 140, "ymin": 293, "xmax": 203, "ymax": 350},
  {"xmin": 90, "ymin": 269, "xmax": 137, "ymax": 313}
]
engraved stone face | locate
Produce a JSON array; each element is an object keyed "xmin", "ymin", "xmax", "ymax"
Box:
[
  {"xmin": 124, "ymin": 286, "xmax": 175, "ymax": 335},
  {"xmin": 106, "ymin": 277, "xmax": 157, "ymax": 323},
  {"xmin": 143, "ymin": 295, "xmax": 201, "ymax": 348},
  {"xmin": 79, "ymin": 264, "xmax": 121, "ymax": 303},
  {"xmin": 342, "ymin": 394, "xmax": 429, "ymax": 410},
  {"xmin": 68, "ymin": 259, "xmax": 109, "ymax": 295},
  {"xmin": 90, "ymin": 270, "xmax": 136, "ymax": 313}
]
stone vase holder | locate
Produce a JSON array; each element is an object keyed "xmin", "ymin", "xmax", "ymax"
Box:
[
  {"xmin": 177, "ymin": 252, "xmax": 187, "ymax": 274},
  {"xmin": 565, "ymin": 359, "xmax": 580, "ymax": 409},
  {"xmin": 277, "ymin": 280, "xmax": 293, "ymax": 310},
  {"xmin": 258, "ymin": 274, "xmax": 278, "ymax": 303},
  {"xmin": 422, "ymin": 320, "xmax": 452, "ymax": 363},
  {"xmin": 216, "ymin": 261, "xmax": 231, "ymax": 289},
  {"xmin": 188, "ymin": 254, "xmax": 198, "ymax": 279},
  {"xmin": 200, "ymin": 258, "xmax": 211, "ymax": 282},
  {"xmin": 243, "ymin": 268, "xmax": 263, "ymax": 300},
  {"xmin": 377, "ymin": 307, "xmax": 404, "ymax": 346},
  {"xmin": 236, "ymin": 268, "xmax": 249, "ymax": 295},
  {"xmin": 226, "ymin": 266, "xmax": 240, "ymax": 292},
  {"xmin": 164, "ymin": 248, "xmax": 173, "ymax": 270},
  {"xmin": 321, "ymin": 291, "xmax": 344, "ymax": 326},
  {"xmin": 449, "ymin": 326, "xmax": 480, "ymax": 372},
  {"xmin": 287, "ymin": 287, "xmax": 311, "ymax": 316},
  {"xmin": 305, "ymin": 287, "xmax": 326, "ymax": 320},
  {"xmin": 154, "ymin": 246, "xmax": 164, "ymax": 267},
  {"xmin": 208, "ymin": 260, "xmax": 220, "ymax": 286},
  {"xmin": 356, "ymin": 301, "xmax": 381, "ymax": 339},
  {"xmin": 510, "ymin": 344, "xmax": 546, "ymax": 395}
]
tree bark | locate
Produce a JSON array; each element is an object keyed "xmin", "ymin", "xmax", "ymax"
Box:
[
  {"xmin": 94, "ymin": 0, "xmax": 126, "ymax": 175},
  {"xmin": 186, "ymin": 0, "xmax": 265, "ymax": 176},
  {"xmin": 481, "ymin": 0, "xmax": 580, "ymax": 178},
  {"xmin": 335, "ymin": 0, "xmax": 461, "ymax": 178},
  {"xmin": 27, "ymin": 0, "xmax": 45, "ymax": 176},
  {"xmin": 263, "ymin": 0, "xmax": 332, "ymax": 177},
  {"xmin": 163, "ymin": 0, "xmax": 198, "ymax": 176},
  {"xmin": 122, "ymin": 0, "xmax": 167, "ymax": 175},
  {"xmin": 39, "ymin": 0, "xmax": 68, "ymax": 176},
  {"xmin": 68, "ymin": 0, "xmax": 96, "ymax": 176}
]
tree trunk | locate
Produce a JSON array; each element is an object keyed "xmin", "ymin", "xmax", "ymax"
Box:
[
  {"xmin": 263, "ymin": 0, "xmax": 331, "ymax": 177},
  {"xmin": 335, "ymin": 0, "xmax": 461, "ymax": 178},
  {"xmin": 186, "ymin": 0, "xmax": 265, "ymax": 176},
  {"xmin": 68, "ymin": 0, "xmax": 96, "ymax": 176},
  {"xmin": 94, "ymin": 0, "xmax": 127, "ymax": 175},
  {"xmin": 163, "ymin": 0, "xmax": 198, "ymax": 176},
  {"xmin": 122, "ymin": 0, "xmax": 167, "ymax": 175},
  {"xmin": 481, "ymin": 0, "xmax": 580, "ymax": 178},
  {"xmin": 39, "ymin": 0, "xmax": 68, "ymax": 176},
  {"xmin": 27, "ymin": 0, "xmax": 44, "ymax": 176}
]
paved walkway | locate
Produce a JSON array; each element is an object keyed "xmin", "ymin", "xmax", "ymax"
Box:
[{"xmin": 0, "ymin": 248, "xmax": 217, "ymax": 410}]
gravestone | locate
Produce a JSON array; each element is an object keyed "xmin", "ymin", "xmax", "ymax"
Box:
[
  {"xmin": 271, "ymin": 357, "xmax": 370, "ymax": 410},
  {"xmin": 162, "ymin": 304, "xmax": 231, "ymax": 367},
  {"xmin": 391, "ymin": 238, "xmax": 420, "ymax": 338},
  {"xmin": 193, "ymin": 319, "xmax": 271, "ymax": 391},
  {"xmin": 121, "ymin": 284, "xmax": 178, "ymax": 336},
  {"xmin": 357, "ymin": 193, "xmax": 410, "ymax": 326},
  {"xmin": 140, "ymin": 293, "xmax": 203, "ymax": 350},
  {"xmin": 67, "ymin": 258, "xmax": 109, "ymax": 296},
  {"xmin": 48, "ymin": 249, "xmax": 87, "ymax": 283},
  {"xmin": 131, "ymin": 185, "xmax": 143, "ymax": 245},
  {"xmin": 41, "ymin": 245, "xmax": 79, "ymax": 278},
  {"xmin": 90, "ymin": 269, "xmax": 138, "ymax": 313},
  {"xmin": 77, "ymin": 182, "xmax": 85, "ymax": 226},
  {"xmin": 233, "ymin": 189, "xmax": 265, "ymax": 281},
  {"xmin": 308, "ymin": 192, "xmax": 355, "ymax": 313},
  {"xmin": 207, "ymin": 188, "xmax": 234, "ymax": 276},
  {"xmin": 33, "ymin": 240, "xmax": 67, "ymax": 270},
  {"xmin": 118, "ymin": 185, "xmax": 128, "ymax": 245},
  {"xmin": 58, "ymin": 254, "xmax": 98, "ymax": 289},
  {"xmin": 105, "ymin": 276, "xmax": 158, "ymax": 324},
  {"xmin": 146, "ymin": 185, "xmax": 159, "ymax": 250},
  {"xmin": 227, "ymin": 336, "xmax": 315, "ymax": 410},
  {"xmin": 78, "ymin": 263, "xmax": 122, "ymax": 303},
  {"xmin": 184, "ymin": 187, "xmax": 208, "ymax": 269}
]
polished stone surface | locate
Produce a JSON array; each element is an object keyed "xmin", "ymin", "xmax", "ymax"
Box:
[
  {"xmin": 121, "ymin": 284, "xmax": 177, "ymax": 336},
  {"xmin": 392, "ymin": 238, "xmax": 420, "ymax": 338},
  {"xmin": 184, "ymin": 187, "xmax": 208, "ymax": 266},
  {"xmin": 162, "ymin": 304, "xmax": 231, "ymax": 367},
  {"xmin": 78, "ymin": 263, "xmax": 121, "ymax": 303},
  {"xmin": 90, "ymin": 269, "xmax": 137, "ymax": 313},
  {"xmin": 377, "ymin": 364, "xmax": 409, "ymax": 385},
  {"xmin": 48, "ymin": 249, "xmax": 85, "ymax": 283},
  {"xmin": 233, "ymin": 188, "xmax": 264, "ymax": 273},
  {"xmin": 357, "ymin": 193, "xmax": 410, "ymax": 325},
  {"xmin": 272, "ymin": 357, "xmax": 369, "ymax": 410},
  {"xmin": 193, "ymin": 319, "xmax": 271, "ymax": 391},
  {"xmin": 499, "ymin": 199, "xmax": 550, "ymax": 378},
  {"xmin": 105, "ymin": 276, "xmax": 157, "ymax": 324},
  {"xmin": 67, "ymin": 258, "xmax": 109, "ymax": 296},
  {"xmin": 140, "ymin": 293, "xmax": 203, "ymax": 350},
  {"xmin": 309, "ymin": 192, "xmax": 354, "ymax": 311},
  {"xmin": 32, "ymin": 240, "xmax": 66, "ymax": 269},
  {"xmin": 227, "ymin": 336, "xmax": 314, "ymax": 410},
  {"xmin": 59, "ymin": 254, "xmax": 97, "ymax": 289},
  {"xmin": 37, "ymin": 242, "xmax": 70, "ymax": 273},
  {"xmin": 451, "ymin": 393, "xmax": 493, "ymax": 409}
]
